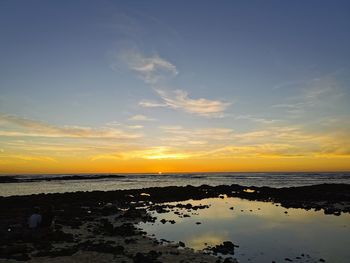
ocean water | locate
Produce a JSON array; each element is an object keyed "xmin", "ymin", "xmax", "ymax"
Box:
[{"xmin": 0, "ymin": 172, "xmax": 349, "ymax": 197}]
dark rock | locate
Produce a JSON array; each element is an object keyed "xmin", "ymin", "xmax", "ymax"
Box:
[
  {"xmin": 88, "ymin": 243, "xmax": 124, "ymax": 254},
  {"xmin": 48, "ymin": 246, "xmax": 78, "ymax": 257},
  {"xmin": 55, "ymin": 215, "xmax": 83, "ymax": 229},
  {"xmin": 46, "ymin": 230, "xmax": 74, "ymax": 242},
  {"xmin": 100, "ymin": 205, "xmax": 118, "ymax": 216},
  {"xmin": 210, "ymin": 241, "xmax": 237, "ymax": 255},
  {"xmin": 9, "ymin": 253, "xmax": 30, "ymax": 261},
  {"xmin": 100, "ymin": 219, "xmax": 114, "ymax": 235},
  {"xmin": 0, "ymin": 244, "xmax": 29, "ymax": 255},
  {"xmin": 125, "ymin": 238, "xmax": 137, "ymax": 244},
  {"xmin": 133, "ymin": 250, "xmax": 161, "ymax": 263},
  {"xmin": 33, "ymin": 242, "xmax": 53, "ymax": 251},
  {"xmin": 113, "ymin": 223, "xmax": 138, "ymax": 236},
  {"xmin": 123, "ymin": 208, "xmax": 146, "ymax": 218},
  {"xmin": 78, "ymin": 240, "xmax": 124, "ymax": 255}
]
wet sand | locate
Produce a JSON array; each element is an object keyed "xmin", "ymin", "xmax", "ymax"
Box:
[{"xmin": 0, "ymin": 183, "xmax": 349, "ymax": 262}]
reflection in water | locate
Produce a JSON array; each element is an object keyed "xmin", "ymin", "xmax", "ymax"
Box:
[
  {"xmin": 139, "ymin": 197, "xmax": 350, "ymax": 263},
  {"xmin": 187, "ymin": 232, "xmax": 229, "ymax": 250}
]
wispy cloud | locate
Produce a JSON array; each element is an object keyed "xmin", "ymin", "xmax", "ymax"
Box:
[
  {"xmin": 120, "ymin": 50, "xmax": 231, "ymax": 118},
  {"xmin": 128, "ymin": 114, "xmax": 156, "ymax": 121},
  {"xmin": 161, "ymin": 126, "xmax": 234, "ymax": 141},
  {"xmin": 158, "ymin": 123, "xmax": 350, "ymax": 158},
  {"xmin": 0, "ymin": 115, "xmax": 142, "ymax": 139},
  {"xmin": 271, "ymin": 73, "xmax": 345, "ymax": 117},
  {"xmin": 121, "ymin": 50, "xmax": 178, "ymax": 84},
  {"xmin": 127, "ymin": 125, "xmax": 144, "ymax": 129},
  {"xmin": 138, "ymin": 89, "xmax": 231, "ymax": 117},
  {"xmin": 206, "ymin": 144, "xmax": 303, "ymax": 158},
  {"xmin": 235, "ymin": 114, "xmax": 280, "ymax": 124},
  {"xmin": 139, "ymin": 100, "xmax": 167, "ymax": 108},
  {"xmin": 91, "ymin": 146, "xmax": 193, "ymax": 161},
  {"xmin": 154, "ymin": 89, "xmax": 230, "ymax": 117},
  {"xmin": 0, "ymin": 153, "xmax": 56, "ymax": 162},
  {"xmin": 105, "ymin": 121, "xmax": 144, "ymax": 130}
]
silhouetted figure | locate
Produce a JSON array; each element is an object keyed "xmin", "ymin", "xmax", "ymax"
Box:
[
  {"xmin": 41, "ymin": 206, "xmax": 54, "ymax": 228},
  {"xmin": 28, "ymin": 207, "xmax": 42, "ymax": 229}
]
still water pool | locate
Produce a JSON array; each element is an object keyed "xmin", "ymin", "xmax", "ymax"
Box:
[{"xmin": 139, "ymin": 197, "xmax": 350, "ymax": 263}]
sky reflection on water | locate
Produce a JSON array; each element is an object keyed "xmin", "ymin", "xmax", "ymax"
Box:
[{"xmin": 139, "ymin": 197, "xmax": 350, "ymax": 263}]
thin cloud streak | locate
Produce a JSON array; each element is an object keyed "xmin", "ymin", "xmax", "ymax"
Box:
[
  {"xmin": 139, "ymin": 100, "xmax": 168, "ymax": 108},
  {"xmin": 0, "ymin": 115, "xmax": 142, "ymax": 139},
  {"xmin": 128, "ymin": 114, "xmax": 156, "ymax": 121},
  {"xmin": 271, "ymin": 74, "xmax": 345, "ymax": 118},
  {"xmin": 154, "ymin": 89, "xmax": 231, "ymax": 117},
  {"xmin": 235, "ymin": 114, "xmax": 280, "ymax": 124}
]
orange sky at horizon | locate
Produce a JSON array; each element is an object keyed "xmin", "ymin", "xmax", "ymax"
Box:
[
  {"xmin": 1, "ymin": 114, "xmax": 349, "ymax": 174},
  {"xmin": 1, "ymin": 155, "xmax": 350, "ymax": 174}
]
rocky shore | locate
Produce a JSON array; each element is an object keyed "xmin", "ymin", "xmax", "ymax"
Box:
[{"xmin": 0, "ymin": 183, "xmax": 349, "ymax": 262}]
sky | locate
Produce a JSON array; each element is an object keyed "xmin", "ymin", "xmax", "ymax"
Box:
[{"xmin": 0, "ymin": 0, "xmax": 350, "ymax": 174}]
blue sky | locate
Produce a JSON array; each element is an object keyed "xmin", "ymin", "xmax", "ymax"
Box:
[{"xmin": 0, "ymin": 0, "xmax": 349, "ymax": 173}]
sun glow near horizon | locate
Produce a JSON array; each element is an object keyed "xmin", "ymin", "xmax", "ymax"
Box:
[
  {"xmin": 1, "ymin": 113, "xmax": 349, "ymax": 174},
  {"xmin": 1, "ymin": 1, "xmax": 350, "ymax": 174}
]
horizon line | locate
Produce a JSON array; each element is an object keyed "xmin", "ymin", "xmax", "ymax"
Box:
[{"xmin": 1, "ymin": 170, "xmax": 350, "ymax": 176}]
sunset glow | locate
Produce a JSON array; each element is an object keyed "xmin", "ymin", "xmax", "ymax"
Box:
[{"xmin": 0, "ymin": 1, "xmax": 349, "ymax": 174}]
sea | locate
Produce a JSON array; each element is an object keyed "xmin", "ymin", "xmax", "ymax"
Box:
[{"xmin": 0, "ymin": 172, "xmax": 349, "ymax": 197}]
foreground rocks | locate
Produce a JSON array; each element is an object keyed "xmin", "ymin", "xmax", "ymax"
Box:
[
  {"xmin": 1, "ymin": 183, "xmax": 349, "ymax": 262},
  {"xmin": 0, "ymin": 199, "xmax": 232, "ymax": 263}
]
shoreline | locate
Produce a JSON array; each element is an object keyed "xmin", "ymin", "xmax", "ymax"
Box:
[
  {"xmin": 1, "ymin": 183, "xmax": 350, "ymax": 214},
  {"xmin": 1, "ymin": 183, "xmax": 349, "ymax": 262}
]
